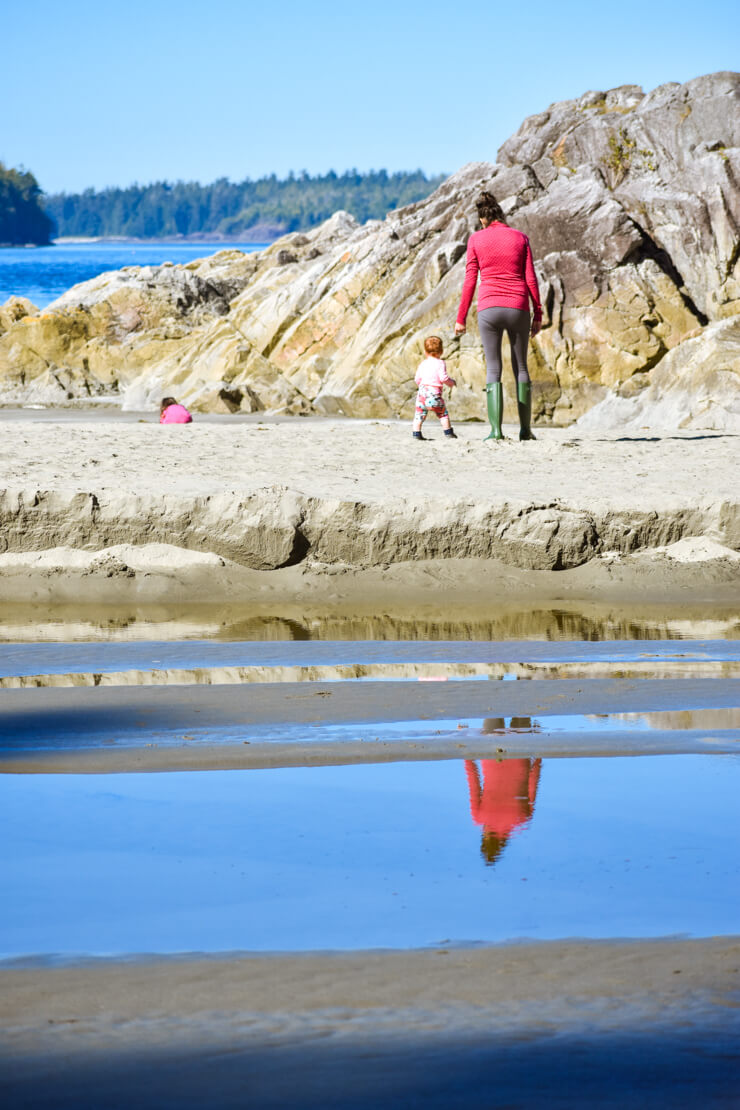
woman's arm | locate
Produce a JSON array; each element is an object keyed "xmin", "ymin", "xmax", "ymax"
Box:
[
  {"xmin": 455, "ymin": 239, "xmax": 479, "ymax": 329},
  {"xmin": 528, "ymin": 758, "xmax": 542, "ymax": 803},
  {"xmin": 465, "ymin": 760, "xmax": 483, "ymax": 821},
  {"xmin": 524, "ymin": 237, "xmax": 543, "ymax": 334}
]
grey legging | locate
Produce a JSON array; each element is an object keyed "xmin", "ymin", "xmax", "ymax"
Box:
[{"xmin": 478, "ymin": 306, "xmax": 531, "ymax": 384}]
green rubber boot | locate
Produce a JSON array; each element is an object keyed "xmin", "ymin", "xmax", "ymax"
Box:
[
  {"xmin": 517, "ymin": 381, "xmax": 536, "ymax": 441},
  {"xmin": 484, "ymin": 382, "xmax": 504, "ymax": 441}
]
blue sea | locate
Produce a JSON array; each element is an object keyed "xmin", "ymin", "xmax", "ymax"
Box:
[{"xmin": 0, "ymin": 240, "xmax": 268, "ymax": 309}]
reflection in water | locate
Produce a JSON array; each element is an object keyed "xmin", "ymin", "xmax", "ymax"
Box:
[
  {"xmin": 466, "ymin": 738, "xmax": 542, "ymax": 865},
  {"xmin": 611, "ymin": 707, "xmax": 740, "ymax": 731},
  {"xmin": 0, "ymin": 603, "xmax": 738, "ymax": 643},
  {"xmin": 2, "ymin": 756, "xmax": 738, "ymax": 954},
  {"xmin": 3, "ymin": 659, "xmax": 739, "ymax": 689},
  {"xmin": 480, "ymin": 716, "xmax": 542, "ymax": 734}
]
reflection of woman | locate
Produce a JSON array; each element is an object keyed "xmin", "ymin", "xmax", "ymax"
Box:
[
  {"xmin": 455, "ymin": 191, "xmax": 542, "ymax": 442},
  {"xmin": 465, "ymin": 757, "xmax": 542, "ymax": 865}
]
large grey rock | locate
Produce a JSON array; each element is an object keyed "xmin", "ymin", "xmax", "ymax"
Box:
[{"xmin": 500, "ymin": 72, "xmax": 740, "ymax": 321}]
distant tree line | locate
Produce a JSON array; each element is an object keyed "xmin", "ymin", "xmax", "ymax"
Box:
[
  {"xmin": 0, "ymin": 163, "xmax": 54, "ymax": 245},
  {"xmin": 44, "ymin": 170, "xmax": 446, "ymax": 240}
]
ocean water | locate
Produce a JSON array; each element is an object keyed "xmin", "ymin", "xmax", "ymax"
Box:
[{"xmin": 0, "ymin": 240, "xmax": 267, "ymax": 309}]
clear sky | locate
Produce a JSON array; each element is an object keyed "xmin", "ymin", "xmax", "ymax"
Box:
[{"xmin": 3, "ymin": 0, "xmax": 738, "ymax": 194}]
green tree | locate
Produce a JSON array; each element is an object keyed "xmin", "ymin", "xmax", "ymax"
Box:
[
  {"xmin": 0, "ymin": 163, "xmax": 54, "ymax": 245},
  {"xmin": 44, "ymin": 170, "xmax": 446, "ymax": 241}
]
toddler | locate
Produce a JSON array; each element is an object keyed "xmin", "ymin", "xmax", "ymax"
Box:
[
  {"xmin": 160, "ymin": 396, "xmax": 193, "ymax": 424},
  {"xmin": 413, "ymin": 336, "xmax": 457, "ymax": 439}
]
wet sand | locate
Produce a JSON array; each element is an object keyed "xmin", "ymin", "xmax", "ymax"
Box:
[
  {"xmin": 3, "ymin": 939, "xmax": 739, "ymax": 1108},
  {"xmin": 2, "ymin": 674, "xmax": 739, "ymax": 772}
]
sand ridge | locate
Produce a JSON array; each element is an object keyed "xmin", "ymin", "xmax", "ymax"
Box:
[{"xmin": 0, "ymin": 418, "xmax": 739, "ymax": 603}]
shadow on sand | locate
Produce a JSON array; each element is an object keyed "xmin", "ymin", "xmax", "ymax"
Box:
[{"xmin": 4, "ymin": 1023, "xmax": 738, "ymax": 1109}]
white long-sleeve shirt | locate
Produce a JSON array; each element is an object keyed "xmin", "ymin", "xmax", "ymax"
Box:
[{"xmin": 415, "ymin": 357, "xmax": 455, "ymax": 390}]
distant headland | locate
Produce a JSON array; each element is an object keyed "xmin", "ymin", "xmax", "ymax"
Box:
[{"xmin": 43, "ymin": 171, "xmax": 447, "ymax": 244}]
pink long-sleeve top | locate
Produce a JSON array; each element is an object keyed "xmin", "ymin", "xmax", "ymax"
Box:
[
  {"xmin": 456, "ymin": 222, "xmax": 542, "ymax": 326},
  {"xmin": 415, "ymin": 357, "xmax": 455, "ymax": 390},
  {"xmin": 465, "ymin": 758, "xmax": 542, "ymax": 839}
]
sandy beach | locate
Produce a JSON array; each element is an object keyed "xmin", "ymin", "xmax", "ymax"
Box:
[
  {"xmin": 0, "ymin": 415, "xmax": 738, "ymax": 609},
  {"xmin": 2, "ymin": 35, "xmax": 739, "ymax": 1109},
  {"xmin": 2, "ymin": 412, "xmax": 739, "ymax": 1108}
]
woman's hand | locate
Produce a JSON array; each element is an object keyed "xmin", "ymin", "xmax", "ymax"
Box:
[
  {"xmin": 530, "ymin": 317, "xmax": 542, "ymax": 337},
  {"xmin": 454, "ymin": 322, "xmax": 466, "ymax": 336}
]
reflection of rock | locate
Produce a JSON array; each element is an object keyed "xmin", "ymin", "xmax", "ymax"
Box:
[
  {"xmin": 0, "ymin": 597, "xmax": 738, "ymax": 647},
  {"xmin": 614, "ymin": 707, "xmax": 740, "ymax": 730},
  {"xmin": 0, "ymin": 74, "xmax": 738, "ymax": 425}
]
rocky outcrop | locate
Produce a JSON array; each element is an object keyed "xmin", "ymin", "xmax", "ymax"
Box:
[
  {"xmin": 576, "ymin": 317, "xmax": 740, "ymax": 432},
  {"xmin": 0, "ymin": 296, "xmax": 37, "ymax": 335},
  {"xmin": 0, "ymin": 73, "xmax": 738, "ymax": 425}
]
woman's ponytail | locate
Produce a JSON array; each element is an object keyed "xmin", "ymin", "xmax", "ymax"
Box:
[{"xmin": 475, "ymin": 191, "xmax": 506, "ymax": 225}]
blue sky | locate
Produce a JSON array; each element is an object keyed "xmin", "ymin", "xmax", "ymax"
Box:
[{"xmin": 3, "ymin": 0, "xmax": 738, "ymax": 194}]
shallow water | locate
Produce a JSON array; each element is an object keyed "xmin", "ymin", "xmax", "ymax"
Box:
[
  {"xmin": 3, "ymin": 622, "xmax": 738, "ymax": 961},
  {"xmin": 3, "ymin": 637, "xmax": 739, "ymax": 678},
  {"xmin": 1, "ymin": 755, "xmax": 738, "ymax": 958}
]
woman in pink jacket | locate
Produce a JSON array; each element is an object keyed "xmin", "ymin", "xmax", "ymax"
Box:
[
  {"xmin": 455, "ymin": 191, "xmax": 542, "ymax": 442},
  {"xmin": 465, "ymin": 753, "xmax": 542, "ymax": 865}
]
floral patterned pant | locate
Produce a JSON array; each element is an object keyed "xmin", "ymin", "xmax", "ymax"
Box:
[{"xmin": 415, "ymin": 387, "xmax": 448, "ymax": 420}]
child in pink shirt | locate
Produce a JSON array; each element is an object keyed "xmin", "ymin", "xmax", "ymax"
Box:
[
  {"xmin": 413, "ymin": 336, "xmax": 457, "ymax": 440},
  {"xmin": 159, "ymin": 396, "xmax": 193, "ymax": 424}
]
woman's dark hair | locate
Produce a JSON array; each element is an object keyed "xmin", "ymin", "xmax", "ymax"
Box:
[
  {"xmin": 476, "ymin": 191, "xmax": 506, "ymax": 225},
  {"xmin": 160, "ymin": 396, "xmax": 177, "ymax": 410}
]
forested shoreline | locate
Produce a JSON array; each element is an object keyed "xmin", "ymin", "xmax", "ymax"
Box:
[
  {"xmin": 0, "ymin": 164, "xmax": 53, "ymax": 245},
  {"xmin": 45, "ymin": 170, "xmax": 446, "ymax": 241}
]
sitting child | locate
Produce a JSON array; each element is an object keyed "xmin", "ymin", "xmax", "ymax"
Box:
[
  {"xmin": 413, "ymin": 336, "xmax": 457, "ymax": 439},
  {"xmin": 160, "ymin": 396, "xmax": 193, "ymax": 424}
]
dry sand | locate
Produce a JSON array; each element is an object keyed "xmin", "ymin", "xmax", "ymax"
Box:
[{"xmin": 0, "ymin": 417, "xmax": 738, "ymax": 607}]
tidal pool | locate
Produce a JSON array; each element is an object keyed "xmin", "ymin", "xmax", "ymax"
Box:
[{"xmin": 1, "ymin": 754, "xmax": 738, "ymax": 959}]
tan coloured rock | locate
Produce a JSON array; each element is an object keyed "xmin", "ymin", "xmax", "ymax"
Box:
[
  {"xmin": 0, "ymin": 74, "xmax": 738, "ymax": 426},
  {"xmin": 0, "ymin": 296, "xmax": 37, "ymax": 335},
  {"xmin": 576, "ymin": 317, "xmax": 740, "ymax": 433}
]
